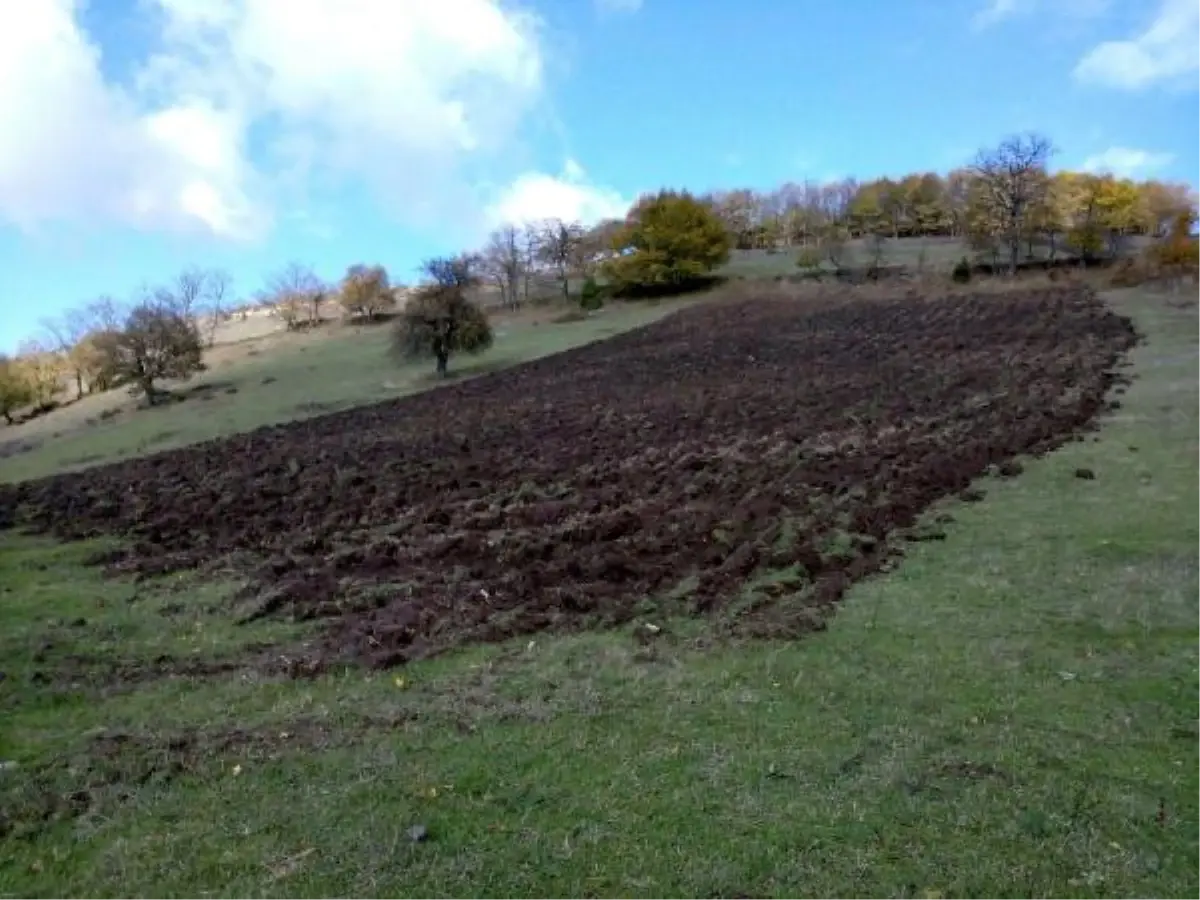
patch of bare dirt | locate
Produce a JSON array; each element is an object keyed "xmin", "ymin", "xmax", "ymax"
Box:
[{"xmin": 0, "ymin": 285, "xmax": 1137, "ymax": 674}]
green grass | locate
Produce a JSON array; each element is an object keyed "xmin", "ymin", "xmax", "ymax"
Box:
[
  {"xmin": 720, "ymin": 236, "xmax": 1154, "ymax": 279},
  {"xmin": 0, "ymin": 299, "xmax": 690, "ymax": 484},
  {"xmin": 721, "ymin": 238, "xmax": 974, "ymax": 278},
  {"xmin": 0, "ymin": 288, "xmax": 1196, "ymax": 897}
]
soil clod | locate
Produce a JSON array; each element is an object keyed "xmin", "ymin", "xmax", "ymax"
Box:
[{"xmin": 0, "ymin": 285, "xmax": 1136, "ymax": 674}]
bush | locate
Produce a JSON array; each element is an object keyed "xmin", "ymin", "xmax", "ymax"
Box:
[
  {"xmin": 952, "ymin": 257, "xmax": 972, "ymax": 284},
  {"xmin": 795, "ymin": 246, "xmax": 823, "ymax": 279},
  {"xmin": 580, "ymin": 276, "xmax": 605, "ymax": 311},
  {"xmin": 1149, "ymin": 209, "xmax": 1199, "ymax": 283},
  {"xmin": 1109, "ymin": 258, "xmax": 1150, "ymax": 288}
]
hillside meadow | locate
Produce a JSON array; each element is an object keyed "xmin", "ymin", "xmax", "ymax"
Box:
[{"xmin": 0, "ymin": 277, "xmax": 1195, "ymax": 897}]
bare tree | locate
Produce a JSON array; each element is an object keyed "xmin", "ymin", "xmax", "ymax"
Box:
[
  {"xmin": 538, "ymin": 218, "xmax": 585, "ymax": 301},
  {"xmin": 85, "ymin": 295, "xmax": 124, "ymax": 333},
  {"xmin": 818, "ymin": 180, "xmax": 856, "ymax": 233},
  {"xmin": 420, "ymin": 253, "xmax": 481, "ymax": 291},
  {"xmin": 709, "ymin": 189, "xmax": 762, "ymax": 249},
  {"xmin": 265, "ymin": 262, "xmax": 325, "ymax": 329},
  {"xmin": 970, "ymin": 133, "xmax": 1055, "ymax": 276},
  {"xmin": 157, "ymin": 267, "xmax": 207, "ymax": 320},
  {"xmin": 586, "ymin": 218, "xmax": 624, "ymax": 258},
  {"xmin": 40, "ymin": 307, "xmax": 91, "ymax": 399},
  {"xmin": 866, "ymin": 229, "xmax": 888, "ymax": 277},
  {"xmin": 146, "ymin": 268, "xmax": 233, "ymax": 346},
  {"xmin": 481, "ymin": 225, "xmax": 524, "ymax": 310},
  {"xmin": 198, "ymin": 269, "xmax": 233, "ymax": 347},
  {"xmin": 521, "ymin": 223, "xmax": 543, "ymax": 303},
  {"xmin": 821, "ymin": 224, "xmax": 850, "ymax": 271},
  {"xmin": 64, "ymin": 296, "xmax": 128, "ymax": 394}
]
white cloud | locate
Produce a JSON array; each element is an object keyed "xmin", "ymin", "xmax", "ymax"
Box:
[
  {"xmin": 971, "ymin": 0, "xmax": 1109, "ymax": 31},
  {"xmin": 0, "ymin": 0, "xmax": 617, "ymax": 242},
  {"xmin": 595, "ymin": 0, "xmax": 643, "ymax": 13},
  {"xmin": 1073, "ymin": 0, "xmax": 1199, "ymax": 89},
  {"xmin": 971, "ymin": 0, "xmax": 1020, "ymax": 31},
  {"xmin": 0, "ymin": 0, "xmax": 260, "ymax": 238},
  {"xmin": 1082, "ymin": 146, "xmax": 1175, "ymax": 175},
  {"xmin": 486, "ymin": 159, "xmax": 631, "ymax": 228}
]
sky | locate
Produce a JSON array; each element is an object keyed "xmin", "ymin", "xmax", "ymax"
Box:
[{"xmin": 0, "ymin": 0, "xmax": 1197, "ymax": 351}]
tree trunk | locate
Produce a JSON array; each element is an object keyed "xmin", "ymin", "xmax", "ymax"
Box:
[
  {"xmin": 75, "ymin": 370, "xmax": 84, "ymax": 400},
  {"xmin": 142, "ymin": 378, "xmax": 159, "ymax": 404}
]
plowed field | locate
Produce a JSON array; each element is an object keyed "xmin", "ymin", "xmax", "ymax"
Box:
[{"xmin": 0, "ymin": 285, "xmax": 1137, "ymax": 670}]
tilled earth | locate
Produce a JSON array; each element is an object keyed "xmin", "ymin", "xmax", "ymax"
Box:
[{"xmin": 0, "ymin": 285, "xmax": 1137, "ymax": 671}]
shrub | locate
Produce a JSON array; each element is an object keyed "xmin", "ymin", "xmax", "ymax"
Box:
[
  {"xmin": 1109, "ymin": 258, "xmax": 1150, "ymax": 288},
  {"xmin": 580, "ymin": 276, "xmax": 605, "ymax": 311},
  {"xmin": 952, "ymin": 257, "xmax": 972, "ymax": 284},
  {"xmin": 1149, "ymin": 209, "xmax": 1199, "ymax": 283},
  {"xmin": 795, "ymin": 246, "xmax": 823, "ymax": 279}
]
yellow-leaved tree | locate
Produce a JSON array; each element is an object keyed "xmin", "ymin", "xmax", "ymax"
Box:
[{"xmin": 603, "ymin": 190, "xmax": 731, "ymax": 295}]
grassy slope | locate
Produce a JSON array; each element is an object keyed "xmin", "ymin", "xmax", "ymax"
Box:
[
  {"xmin": 0, "ymin": 288, "xmax": 1196, "ymax": 897},
  {"xmin": 720, "ymin": 237, "xmax": 1153, "ymax": 280},
  {"xmin": 722, "ymin": 238, "xmax": 971, "ymax": 278},
  {"xmin": 0, "ymin": 300, "xmax": 689, "ymax": 484}
]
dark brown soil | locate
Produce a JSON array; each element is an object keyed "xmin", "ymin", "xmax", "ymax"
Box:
[{"xmin": 0, "ymin": 286, "xmax": 1136, "ymax": 671}]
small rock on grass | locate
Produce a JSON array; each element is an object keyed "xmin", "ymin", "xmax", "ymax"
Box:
[{"xmin": 407, "ymin": 824, "xmax": 429, "ymax": 843}]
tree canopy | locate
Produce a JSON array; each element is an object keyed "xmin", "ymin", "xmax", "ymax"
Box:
[
  {"xmin": 114, "ymin": 301, "xmax": 205, "ymax": 404},
  {"xmin": 603, "ymin": 190, "xmax": 731, "ymax": 294},
  {"xmin": 340, "ymin": 264, "xmax": 394, "ymax": 321},
  {"xmin": 391, "ymin": 257, "xmax": 494, "ymax": 377},
  {"xmin": 0, "ymin": 355, "xmax": 33, "ymax": 425}
]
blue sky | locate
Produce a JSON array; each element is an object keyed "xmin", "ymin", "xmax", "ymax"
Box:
[{"xmin": 1, "ymin": 0, "xmax": 1197, "ymax": 351}]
